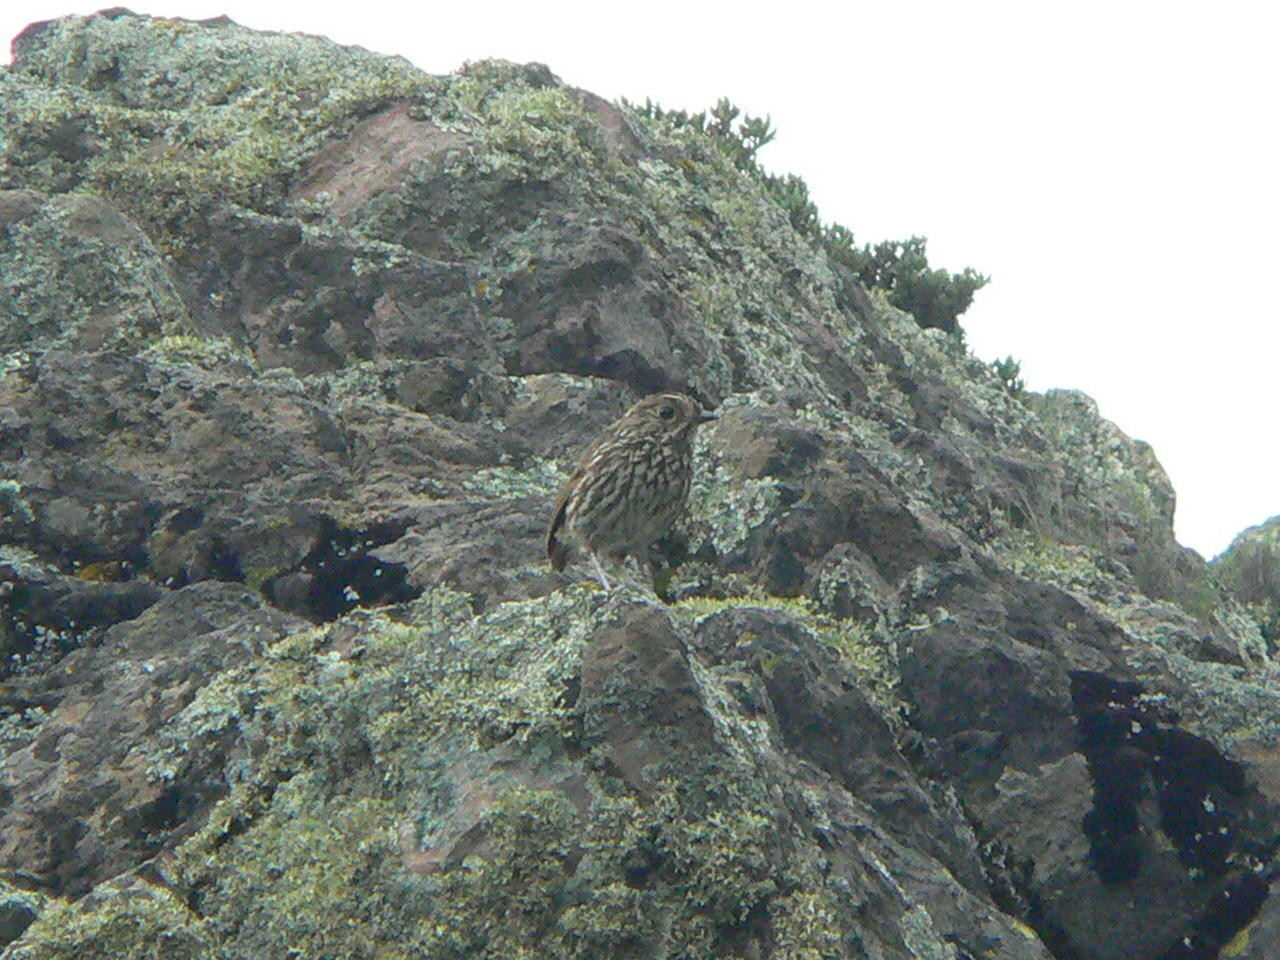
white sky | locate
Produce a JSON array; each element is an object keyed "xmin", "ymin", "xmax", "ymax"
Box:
[{"xmin": 4, "ymin": 2, "xmax": 1277, "ymax": 559}]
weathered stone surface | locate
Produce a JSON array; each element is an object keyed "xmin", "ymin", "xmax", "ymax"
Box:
[
  {"xmin": 1, "ymin": 9, "xmax": 1277, "ymax": 960},
  {"xmin": 0, "ymin": 583, "xmax": 306, "ymax": 896},
  {"xmin": 1213, "ymin": 515, "xmax": 1280, "ymax": 654}
]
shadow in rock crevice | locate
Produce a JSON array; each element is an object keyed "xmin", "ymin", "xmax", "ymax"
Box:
[{"xmin": 260, "ymin": 515, "xmax": 419, "ymax": 622}]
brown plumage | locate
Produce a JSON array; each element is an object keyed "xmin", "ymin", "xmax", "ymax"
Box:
[{"xmin": 547, "ymin": 392, "xmax": 716, "ymax": 589}]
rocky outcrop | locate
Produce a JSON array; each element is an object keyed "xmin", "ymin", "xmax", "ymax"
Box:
[
  {"xmin": 2, "ymin": 10, "xmax": 1277, "ymax": 959},
  {"xmin": 1213, "ymin": 517, "xmax": 1280, "ymax": 651}
]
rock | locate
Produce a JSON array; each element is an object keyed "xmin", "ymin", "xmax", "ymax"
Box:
[
  {"xmin": 0, "ymin": 581, "xmax": 305, "ymax": 896},
  {"xmin": 0, "ymin": 881, "xmax": 40, "ymax": 948},
  {"xmin": 1212, "ymin": 515, "xmax": 1280, "ymax": 647},
  {"xmin": 0, "ymin": 190, "xmax": 189, "ymax": 350},
  {"xmin": 1, "ymin": 9, "xmax": 1276, "ymax": 959},
  {"xmin": 0, "ymin": 553, "xmax": 162, "ymax": 675}
]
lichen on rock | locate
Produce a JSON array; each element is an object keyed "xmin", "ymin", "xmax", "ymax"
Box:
[{"xmin": 2, "ymin": 8, "xmax": 1278, "ymax": 960}]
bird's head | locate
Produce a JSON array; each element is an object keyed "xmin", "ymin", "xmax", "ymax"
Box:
[{"xmin": 623, "ymin": 392, "xmax": 717, "ymax": 439}]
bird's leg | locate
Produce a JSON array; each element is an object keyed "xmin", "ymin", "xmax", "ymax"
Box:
[
  {"xmin": 630, "ymin": 545, "xmax": 652, "ymax": 587},
  {"xmin": 587, "ymin": 550, "xmax": 613, "ymax": 591}
]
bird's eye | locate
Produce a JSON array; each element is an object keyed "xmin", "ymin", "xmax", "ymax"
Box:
[{"xmin": 659, "ymin": 405, "xmax": 676, "ymax": 420}]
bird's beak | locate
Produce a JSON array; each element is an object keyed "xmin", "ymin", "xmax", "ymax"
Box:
[{"xmin": 699, "ymin": 409, "xmax": 718, "ymax": 424}]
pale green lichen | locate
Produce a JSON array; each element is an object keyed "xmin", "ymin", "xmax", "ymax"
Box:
[
  {"xmin": 673, "ymin": 593, "xmax": 901, "ymax": 724},
  {"xmin": 13, "ymin": 581, "xmax": 894, "ymax": 959},
  {"xmin": 0, "ymin": 479, "xmax": 35, "ymax": 526},
  {"xmin": 0, "ymin": 703, "xmax": 50, "ymax": 750},
  {"xmin": 4, "ymin": 11, "xmax": 437, "ymax": 255},
  {"xmin": 146, "ymin": 664, "xmax": 261, "ymax": 783},
  {"xmin": 0, "ymin": 349, "xmax": 33, "ymax": 378},
  {"xmin": 140, "ymin": 334, "xmax": 256, "ymax": 371},
  {"xmin": 898, "ymin": 902, "xmax": 952, "ymax": 960},
  {"xmin": 688, "ymin": 653, "xmax": 784, "ymax": 766},
  {"xmin": 770, "ymin": 890, "xmax": 846, "ymax": 960},
  {"xmin": 690, "ymin": 466, "xmax": 781, "ymax": 556},
  {"xmin": 996, "ymin": 534, "xmax": 1121, "ymax": 600},
  {"xmin": 480, "ymin": 85, "xmax": 610, "ymax": 177},
  {"xmin": 1215, "ymin": 599, "xmax": 1272, "ymax": 671},
  {"xmin": 0, "ymin": 191, "xmax": 193, "ymax": 348},
  {"xmin": 0, "ymin": 545, "xmax": 47, "ymax": 579},
  {"xmin": 0, "ymin": 10, "xmax": 1226, "ymax": 958},
  {"xmin": 463, "ymin": 460, "xmax": 563, "ymax": 501},
  {"xmin": 1212, "ymin": 515, "xmax": 1280, "ymax": 647},
  {"xmin": 1138, "ymin": 651, "xmax": 1280, "ymax": 752},
  {"xmin": 1033, "ymin": 389, "xmax": 1174, "ymax": 530},
  {"xmin": 5, "ymin": 878, "xmax": 213, "ymax": 960},
  {"xmin": 994, "ymin": 531, "xmax": 1280, "ymax": 759}
]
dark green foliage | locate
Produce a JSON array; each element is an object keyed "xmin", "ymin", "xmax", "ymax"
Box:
[
  {"xmin": 707, "ymin": 98, "xmax": 776, "ymax": 171},
  {"xmin": 629, "ymin": 96, "xmax": 775, "ymax": 171},
  {"xmin": 992, "ymin": 355, "xmax": 1026, "ymax": 397},
  {"xmin": 763, "ymin": 172, "xmax": 820, "ymax": 236},
  {"xmin": 1212, "ymin": 528, "xmax": 1280, "ymax": 646},
  {"xmin": 856, "ymin": 237, "xmax": 989, "ymax": 334},
  {"xmin": 629, "ymin": 97, "xmax": 989, "ymax": 334},
  {"xmin": 821, "ymin": 223, "xmax": 865, "ymax": 273}
]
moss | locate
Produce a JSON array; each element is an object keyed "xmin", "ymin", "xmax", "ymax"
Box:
[
  {"xmin": 1219, "ymin": 924, "xmax": 1253, "ymax": 958},
  {"xmin": 232, "ymin": 513, "xmax": 313, "ymax": 595},
  {"xmin": 38, "ymin": 585, "xmax": 886, "ymax": 959},
  {"xmin": 139, "ymin": 591, "xmax": 596, "ymax": 952},
  {"xmin": 998, "ymin": 534, "xmax": 1120, "ymax": 600},
  {"xmin": 141, "ymin": 335, "xmax": 256, "ymax": 370},
  {"xmin": 674, "ymin": 592, "xmax": 902, "ymax": 733},
  {"xmin": 172, "ymin": 784, "xmax": 404, "ymax": 960},
  {"xmin": 1, "ymin": 12, "xmax": 1215, "ymax": 957},
  {"xmin": 399, "ymin": 770, "xmax": 829, "ymax": 959},
  {"xmin": 0, "ymin": 191, "xmax": 192, "ymax": 348},
  {"xmin": 769, "ymin": 890, "xmax": 846, "ymax": 960},
  {"xmin": 410, "ymin": 786, "xmax": 582, "ymax": 957},
  {"xmin": 5, "ymin": 11, "xmax": 436, "ymax": 252},
  {"xmin": 5, "ymin": 879, "xmax": 214, "ymax": 960}
]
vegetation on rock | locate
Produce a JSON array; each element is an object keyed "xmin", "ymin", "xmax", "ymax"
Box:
[
  {"xmin": 630, "ymin": 97, "xmax": 989, "ymax": 334},
  {"xmin": 1, "ymin": 10, "xmax": 1277, "ymax": 960}
]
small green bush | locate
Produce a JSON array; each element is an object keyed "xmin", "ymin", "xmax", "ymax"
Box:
[
  {"xmin": 763, "ymin": 172, "xmax": 821, "ymax": 236},
  {"xmin": 629, "ymin": 98, "xmax": 989, "ymax": 334},
  {"xmin": 629, "ymin": 96, "xmax": 775, "ymax": 171},
  {"xmin": 992, "ymin": 355, "xmax": 1026, "ymax": 397},
  {"xmin": 856, "ymin": 236, "xmax": 989, "ymax": 334}
]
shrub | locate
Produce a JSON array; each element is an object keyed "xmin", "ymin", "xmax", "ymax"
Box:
[
  {"xmin": 629, "ymin": 96, "xmax": 775, "ymax": 171},
  {"xmin": 630, "ymin": 98, "xmax": 989, "ymax": 334},
  {"xmin": 856, "ymin": 237, "xmax": 989, "ymax": 334},
  {"xmin": 992, "ymin": 356, "xmax": 1026, "ymax": 397}
]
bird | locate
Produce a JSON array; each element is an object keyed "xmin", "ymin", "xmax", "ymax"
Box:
[{"xmin": 547, "ymin": 392, "xmax": 716, "ymax": 590}]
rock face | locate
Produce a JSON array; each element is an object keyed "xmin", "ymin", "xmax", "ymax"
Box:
[
  {"xmin": 1, "ymin": 10, "xmax": 1277, "ymax": 960},
  {"xmin": 1214, "ymin": 517, "xmax": 1280, "ymax": 653}
]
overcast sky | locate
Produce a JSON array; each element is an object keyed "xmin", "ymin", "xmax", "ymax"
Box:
[{"xmin": 4, "ymin": 2, "xmax": 1277, "ymax": 559}]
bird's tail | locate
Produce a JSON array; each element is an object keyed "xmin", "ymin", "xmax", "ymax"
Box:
[{"xmin": 547, "ymin": 500, "xmax": 569, "ymax": 572}]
